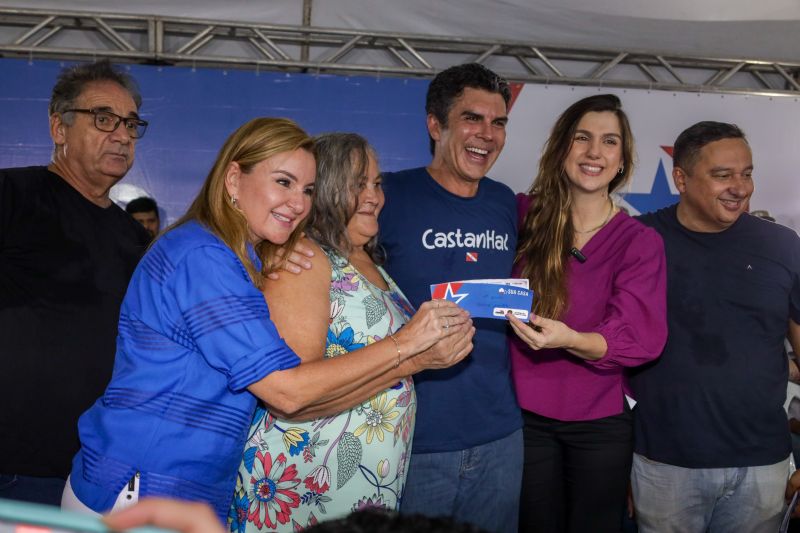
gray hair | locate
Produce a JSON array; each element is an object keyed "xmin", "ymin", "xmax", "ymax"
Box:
[
  {"xmin": 49, "ymin": 59, "xmax": 142, "ymax": 123},
  {"xmin": 306, "ymin": 132, "xmax": 382, "ymax": 263}
]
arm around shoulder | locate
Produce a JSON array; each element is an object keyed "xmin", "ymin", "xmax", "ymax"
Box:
[
  {"xmin": 246, "ymin": 240, "xmax": 426, "ymax": 419},
  {"xmin": 261, "ymin": 238, "xmax": 331, "ymax": 363}
]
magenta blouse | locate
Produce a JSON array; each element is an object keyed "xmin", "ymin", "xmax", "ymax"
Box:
[{"xmin": 510, "ymin": 194, "xmax": 667, "ymax": 421}]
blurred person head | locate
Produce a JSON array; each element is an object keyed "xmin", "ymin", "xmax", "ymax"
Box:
[
  {"xmin": 304, "ymin": 508, "xmax": 487, "ymax": 533},
  {"xmin": 104, "ymin": 503, "xmax": 486, "ymax": 533},
  {"xmin": 126, "ymin": 196, "xmax": 160, "ymax": 237},
  {"xmin": 750, "ymin": 209, "xmax": 775, "ymax": 222}
]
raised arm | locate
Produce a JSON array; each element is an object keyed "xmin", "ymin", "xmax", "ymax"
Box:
[
  {"xmin": 507, "ymin": 312, "xmax": 607, "ymax": 360},
  {"xmin": 585, "ymin": 228, "xmax": 667, "ymax": 369},
  {"xmin": 508, "ymin": 226, "xmax": 667, "ymax": 368}
]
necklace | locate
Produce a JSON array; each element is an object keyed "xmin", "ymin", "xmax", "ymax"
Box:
[{"xmin": 574, "ymin": 200, "xmax": 615, "ymax": 234}]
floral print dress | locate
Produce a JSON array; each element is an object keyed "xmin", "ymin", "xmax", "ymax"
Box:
[{"xmin": 229, "ymin": 247, "xmax": 417, "ymax": 532}]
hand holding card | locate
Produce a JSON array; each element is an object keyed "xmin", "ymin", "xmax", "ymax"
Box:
[
  {"xmin": 392, "ymin": 299, "xmax": 475, "ymax": 372},
  {"xmin": 430, "ymin": 279, "xmax": 534, "ymax": 321}
]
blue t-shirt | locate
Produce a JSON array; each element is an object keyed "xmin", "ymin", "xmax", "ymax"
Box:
[
  {"xmin": 379, "ymin": 167, "xmax": 522, "ymax": 453},
  {"xmin": 70, "ymin": 221, "xmax": 300, "ymax": 521},
  {"xmin": 630, "ymin": 205, "xmax": 800, "ymax": 468}
]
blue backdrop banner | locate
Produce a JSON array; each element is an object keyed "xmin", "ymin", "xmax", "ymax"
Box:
[{"xmin": 0, "ymin": 58, "xmax": 431, "ymax": 223}]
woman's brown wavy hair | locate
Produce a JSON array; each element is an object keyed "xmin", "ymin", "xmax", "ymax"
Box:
[{"xmin": 516, "ymin": 94, "xmax": 634, "ymax": 319}]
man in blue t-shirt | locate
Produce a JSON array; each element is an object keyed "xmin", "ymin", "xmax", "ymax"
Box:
[
  {"xmin": 629, "ymin": 121, "xmax": 800, "ymax": 532},
  {"xmin": 378, "ymin": 63, "xmax": 522, "ymax": 533}
]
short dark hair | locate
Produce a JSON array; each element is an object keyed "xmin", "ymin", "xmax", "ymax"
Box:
[
  {"xmin": 425, "ymin": 63, "xmax": 511, "ymax": 155},
  {"xmin": 673, "ymin": 121, "xmax": 747, "ymax": 174},
  {"xmin": 49, "ymin": 59, "xmax": 142, "ymax": 120},
  {"xmin": 303, "ymin": 509, "xmax": 487, "ymax": 533},
  {"xmin": 125, "ymin": 196, "xmax": 158, "ymax": 215}
]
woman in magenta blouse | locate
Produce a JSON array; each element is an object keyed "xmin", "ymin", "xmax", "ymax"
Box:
[{"xmin": 506, "ymin": 94, "xmax": 667, "ymax": 533}]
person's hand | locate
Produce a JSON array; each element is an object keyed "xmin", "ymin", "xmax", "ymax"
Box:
[
  {"xmin": 412, "ymin": 321, "xmax": 475, "ymax": 371},
  {"xmin": 790, "ymin": 358, "xmax": 800, "ymax": 383},
  {"xmin": 266, "ymin": 239, "xmax": 315, "ymax": 280},
  {"xmin": 394, "ymin": 300, "xmax": 471, "ymax": 357},
  {"xmin": 786, "ymin": 470, "xmax": 800, "ymax": 518},
  {"xmin": 506, "ymin": 312, "xmax": 577, "ymax": 351},
  {"xmin": 102, "ymin": 498, "xmax": 225, "ymax": 533}
]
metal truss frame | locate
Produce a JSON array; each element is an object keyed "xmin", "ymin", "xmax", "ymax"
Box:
[{"xmin": 1, "ymin": 6, "xmax": 799, "ymax": 97}]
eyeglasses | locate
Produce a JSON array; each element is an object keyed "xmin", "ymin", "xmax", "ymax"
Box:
[{"xmin": 63, "ymin": 108, "xmax": 149, "ymax": 139}]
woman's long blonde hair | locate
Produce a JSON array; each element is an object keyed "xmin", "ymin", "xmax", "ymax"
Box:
[
  {"xmin": 172, "ymin": 117, "xmax": 314, "ymax": 289},
  {"xmin": 516, "ymin": 94, "xmax": 634, "ymax": 319}
]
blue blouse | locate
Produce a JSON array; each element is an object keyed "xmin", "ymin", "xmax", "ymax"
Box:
[{"xmin": 70, "ymin": 221, "xmax": 300, "ymax": 521}]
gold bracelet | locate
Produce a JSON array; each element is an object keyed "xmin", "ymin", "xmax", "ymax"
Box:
[{"xmin": 388, "ymin": 333, "xmax": 401, "ymax": 368}]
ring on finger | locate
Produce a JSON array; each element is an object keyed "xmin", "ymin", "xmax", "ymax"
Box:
[{"xmin": 444, "ymin": 317, "xmax": 449, "ymax": 329}]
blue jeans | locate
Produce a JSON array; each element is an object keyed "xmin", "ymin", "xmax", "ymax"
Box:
[
  {"xmin": 400, "ymin": 428, "xmax": 522, "ymax": 533},
  {"xmin": 631, "ymin": 453, "xmax": 789, "ymax": 533},
  {"xmin": 0, "ymin": 473, "xmax": 66, "ymax": 506}
]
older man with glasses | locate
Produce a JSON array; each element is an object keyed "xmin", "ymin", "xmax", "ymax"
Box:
[{"xmin": 0, "ymin": 60, "xmax": 150, "ymax": 506}]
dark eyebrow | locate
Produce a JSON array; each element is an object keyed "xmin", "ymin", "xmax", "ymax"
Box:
[
  {"xmin": 462, "ymin": 110, "xmax": 509, "ymax": 124},
  {"xmin": 93, "ymin": 106, "xmax": 141, "ymax": 120},
  {"xmin": 574, "ymin": 129, "xmax": 622, "ymax": 139},
  {"xmin": 710, "ymin": 165, "xmax": 753, "ymax": 173}
]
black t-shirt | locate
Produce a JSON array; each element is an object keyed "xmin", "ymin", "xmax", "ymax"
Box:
[
  {"xmin": 630, "ymin": 204, "xmax": 800, "ymax": 468},
  {"xmin": 0, "ymin": 166, "xmax": 150, "ymax": 478}
]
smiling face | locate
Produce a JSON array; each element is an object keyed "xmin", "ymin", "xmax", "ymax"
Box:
[
  {"xmin": 563, "ymin": 111, "xmax": 624, "ymax": 196},
  {"xmin": 225, "ymin": 148, "xmax": 316, "ymax": 245},
  {"xmin": 346, "ymin": 153, "xmax": 384, "ymax": 248},
  {"xmin": 50, "ymin": 80, "xmax": 139, "ymax": 193},
  {"xmin": 675, "ymin": 137, "xmax": 753, "ymax": 233},
  {"xmin": 427, "ymin": 87, "xmax": 508, "ymax": 191}
]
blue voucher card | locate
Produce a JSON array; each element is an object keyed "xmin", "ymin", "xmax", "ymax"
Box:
[{"xmin": 430, "ymin": 279, "xmax": 534, "ymax": 320}]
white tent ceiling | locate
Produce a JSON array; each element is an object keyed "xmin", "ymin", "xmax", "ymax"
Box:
[{"xmin": 1, "ymin": 0, "xmax": 798, "ymax": 62}]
